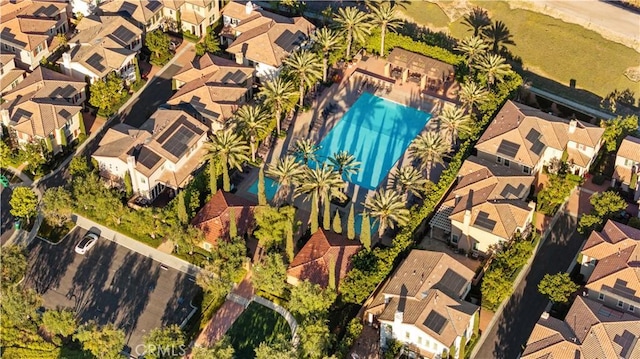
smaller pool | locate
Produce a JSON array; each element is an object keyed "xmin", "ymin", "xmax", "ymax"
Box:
[
  {"xmin": 354, "ymin": 212, "xmax": 378, "ymax": 236},
  {"xmin": 247, "ymin": 177, "xmax": 280, "ymax": 201}
]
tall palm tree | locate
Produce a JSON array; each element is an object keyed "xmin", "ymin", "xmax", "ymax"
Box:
[
  {"xmin": 291, "ymin": 139, "xmax": 320, "ymax": 165},
  {"xmin": 364, "ymin": 189, "xmax": 409, "ymax": 237},
  {"xmin": 260, "ymin": 78, "xmax": 298, "ymax": 135},
  {"xmin": 333, "ymin": 6, "xmax": 371, "ymax": 60},
  {"xmin": 283, "ymin": 50, "xmax": 323, "ymax": 108},
  {"xmin": 391, "ymin": 166, "xmax": 429, "ymax": 199},
  {"xmin": 482, "ymin": 20, "xmax": 515, "ymax": 54},
  {"xmin": 234, "ymin": 104, "xmax": 271, "ymax": 162},
  {"xmin": 267, "ymin": 155, "xmax": 304, "ymax": 204},
  {"xmin": 458, "ymin": 81, "xmax": 489, "ymax": 111},
  {"xmin": 205, "ymin": 129, "xmax": 250, "ymax": 191},
  {"xmin": 455, "ymin": 36, "xmax": 489, "ymax": 67},
  {"xmin": 312, "ymin": 27, "xmax": 340, "ymax": 83},
  {"xmin": 295, "ymin": 164, "xmax": 347, "ymax": 232},
  {"xmin": 462, "ymin": 7, "xmax": 491, "ymax": 37},
  {"xmin": 368, "ymin": 2, "xmax": 402, "ymax": 56},
  {"xmin": 328, "ymin": 151, "xmax": 360, "ymax": 180},
  {"xmin": 438, "ymin": 106, "xmax": 473, "ymax": 146},
  {"xmin": 474, "ymin": 53, "xmax": 512, "ymax": 89},
  {"xmin": 409, "ymin": 131, "xmax": 451, "ymax": 180}
]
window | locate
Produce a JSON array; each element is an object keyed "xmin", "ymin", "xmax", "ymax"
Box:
[
  {"xmin": 140, "ymin": 178, "xmax": 146, "ymax": 184},
  {"xmin": 473, "ymin": 241, "xmax": 478, "ymax": 250},
  {"xmin": 35, "ymin": 44, "xmax": 42, "ymax": 55},
  {"xmin": 598, "ymin": 293, "xmax": 605, "ymax": 301},
  {"xmin": 405, "ymin": 332, "xmax": 410, "ymax": 339},
  {"xmin": 590, "ymin": 258, "xmax": 597, "ymax": 266},
  {"xmin": 417, "ymin": 337, "xmax": 422, "ymax": 345},
  {"xmin": 577, "ymin": 143, "xmax": 586, "ymax": 151},
  {"xmin": 504, "ymin": 159, "xmax": 510, "ymax": 167},
  {"xmin": 618, "ymin": 300, "xmax": 625, "ymax": 308},
  {"xmin": 451, "ymin": 235, "xmax": 459, "ymax": 244},
  {"xmin": 630, "ymin": 305, "xmax": 635, "ymax": 312},
  {"xmin": 496, "ymin": 156, "xmax": 503, "ymax": 164},
  {"xmin": 523, "ymin": 166, "xmax": 531, "ymax": 174}
]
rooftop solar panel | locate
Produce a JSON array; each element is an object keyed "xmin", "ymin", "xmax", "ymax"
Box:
[
  {"xmin": 112, "ymin": 25, "xmax": 136, "ymax": 45},
  {"xmin": 145, "ymin": 1, "xmax": 162, "ymax": 12},
  {"xmin": 499, "ymin": 183, "xmax": 527, "ymax": 199},
  {"xmin": 497, "ymin": 139, "xmax": 520, "ymax": 159},
  {"xmin": 162, "ymin": 126, "xmax": 196, "ymax": 158},
  {"xmin": 423, "ymin": 311, "xmax": 446, "ymax": 334},
  {"xmin": 438, "ymin": 269, "xmax": 467, "ymax": 296},
  {"xmin": 525, "ymin": 129, "xmax": 540, "ymax": 143},
  {"xmin": 119, "ymin": 2, "xmax": 138, "ymax": 16},
  {"xmin": 58, "ymin": 109, "xmax": 71, "ymax": 119},
  {"xmin": 137, "ymin": 147, "xmax": 161, "ymax": 169},
  {"xmin": 474, "ymin": 211, "xmax": 497, "ymax": 231},
  {"xmin": 530, "ymin": 140, "xmax": 545, "ymax": 155},
  {"xmin": 274, "ymin": 30, "xmax": 305, "ymax": 51},
  {"xmin": 615, "ymin": 330, "xmax": 637, "ymax": 359},
  {"xmin": 86, "ymin": 53, "xmax": 106, "ymax": 73}
]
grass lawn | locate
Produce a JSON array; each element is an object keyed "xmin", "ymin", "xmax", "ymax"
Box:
[
  {"xmin": 36, "ymin": 220, "xmax": 75, "ymax": 243},
  {"xmin": 402, "ymin": 1, "xmax": 639, "ymax": 108},
  {"xmin": 399, "ymin": 1, "xmax": 451, "ymax": 29},
  {"xmin": 227, "ymin": 302, "xmax": 292, "ymax": 358}
]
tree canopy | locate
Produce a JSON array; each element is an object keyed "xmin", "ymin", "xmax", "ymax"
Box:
[
  {"xmin": 9, "ymin": 187, "xmax": 38, "ymax": 222},
  {"xmin": 192, "ymin": 337, "xmax": 234, "ymax": 359},
  {"xmin": 74, "ymin": 322, "xmax": 126, "ymax": 359},
  {"xmin": 1, "ymin": 245, "xmax": 27, "ymax": 288},
  {"xmin": 253, "ymin": 252, "xmax": 287, "ymax": 297},
  {"xmin": 288, "ymin": 280, "xmax": 336, "ymax": 319},
  {"xmin": 538, "ymin": 272, "xmax": 578, "ymax": 304},
  {"xmin": 578, "ymin": 191, "xmax": 626, "ymax": 234},
  {"xmin": 42, "ymin": 309, "xmax": 77, "ymax": 338},
  {"xmin": 89, "ymin": 72, "xmax": 125, "ymax": 116},
  {"xmin": 253, "ymin": 205, "xmax": 296, "ymax": 249},
  {"xmin": 143, "ymin": 324, "xmax": 185, "ymax": 359},
  {"xmin": 41, "ymin": 187, "xmax": 73, "ymax": 227},
  {"xmin": 601, "ymin": 115, "xmax": 639, "ymax": 153}
]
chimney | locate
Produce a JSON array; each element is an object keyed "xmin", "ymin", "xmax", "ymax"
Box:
[
  {"xmin": 245, "ymin": 1, "xmax": 253, "ymax": 14},
  {"xmin": 394, "ymin": 309, "xmax": 403, "ymax": 323},
  {"xmin": 540, "ymin": 312, "xmax": 550, "ymax": 320},
  {"xmin": 455, "ymin": 194, "xmax": 461, "ymax": 205},
  {"xmin": 62, "ymin": 52, "xmax": 71, "ymax": 68},
  {"xmin": 0, "ymin": 109, "xmax": 10, "ymax": 127},
  {"xmin": 569, "ymin": 119, "xmax": 577, "ymax": 134}
]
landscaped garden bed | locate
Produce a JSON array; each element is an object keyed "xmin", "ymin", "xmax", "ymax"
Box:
[{"xmin": 36, "ymin": 220, "xmax": 75, "ymax": 243}]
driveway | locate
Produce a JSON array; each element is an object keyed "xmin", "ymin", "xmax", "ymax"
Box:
[
  {"xmin": 473, "ymin": 214, "xmax": 583, "ymax": 359},
  {"xmin": 24, "ymin": 227, "xmax": 200, "ymax": 357},
  {"xmin": 122, "ymin": 64, "xmax": 182, "ymax": 127},
  {"xmin": 1, "ymin": 185, "xmax": 14, "ymax": 245}
]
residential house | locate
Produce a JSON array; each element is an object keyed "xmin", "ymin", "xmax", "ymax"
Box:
[
  {"xmin": 286, "ymin": 229, "xmax": 362, "ymax": 289},
  {"xmin": 92, "ymin": 109, "xmax": 208, "ymax": 199},
  {"xmin": 579, "ymin": 220, "xmax": 640, "ymax": 311},
  {"xmin": 1, "ymin": 66, "xmax": 86, "ymax": 153},
  {"xmin": 99, "ymin": 0, "xmax": 164, "ymax": 32},
  {"xmin": 613, "ymin": 136, "xmax": 640, "ymax": 201},
  {"xmin": 60, "ymin": 14, "xmax": 142, "ymax": 83},
  {"xmin": 176, "ymin": 0, "xmax": 221, "ymax": 38},
  {"xmin": 475, "ymin": 100, "xmax": 604, "ymax": 178},
  {"xmin": 521, "ymin": 295, "xmax": 640, "ymax": 359},
  {"xmin": 0, "ymin": 0, "xmax": 71, "ymax": 70},
  {"xmin": 0, "ymin": 54, "xmax": 26, "ymax": 94},
  {"xmin": 221, "ymin": 1, "xmax": 315, "ymax": 79},
  {"xmin": 167, "ymin": 53, "xmax": 254, "ymax": 131},
  {"xmin": 429, "ymin": 155, "xmax": 535, "ymax": 254},
  {"xmin": 365, "ymin": 250, "xmax": 479, "ymax": 359},
  {"xmin": 191, "ymin": 189, "xmax": 256, "ymax": 250}
]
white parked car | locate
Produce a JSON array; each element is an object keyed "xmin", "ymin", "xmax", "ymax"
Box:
[{"xmin": 75, "ymin": 232, "xmax": 99, "ymax": 254}]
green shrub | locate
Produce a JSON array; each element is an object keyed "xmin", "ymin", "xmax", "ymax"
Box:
[
  {"xmin": 364, "ymin": 30, "xmax": 463, "ymax": 65},
  {"xmin": 592, "ymin": 174, "xmax": 606, "ymax": 185},
  {"xmin": 628, "ymin": 217, "xmax": 640, "ymax": 229}
]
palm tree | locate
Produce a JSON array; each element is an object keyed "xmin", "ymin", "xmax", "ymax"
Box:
[
  {"xmin": 267, "ymin": 155, "xmax": 304, "ymax": 204},
  {"xmin": 462, "ymin": 7, "xmax": 491, "ymax": 37},
  {"xmin": 455, "ymin": 36, "xmax": 488, "ymax": 67},
  {"xmin": 333, "ymin": 6, "xmax": 371, "ymax": 60},
  {"xmin": 205, "ymin": 129, "xmax": 250, "ymax": 192},
  {"xmin": 328, "ymin": 151, "xmax": 360, "ymax": 180},
  {"xmin": 391, "ymin": 166, "xmax": 429, "ymax": 199},
  {"xmin": 295, "ymin": 164, "xmax": 347, "ymax": 232},
  {"xmin": 458, "ymin": 81, "xmax": 489, "ymax": 111},
  {"xmin": 409, "ymin": 131, "xmax": 451, "ymax": 179},
  {"xmin": 364, "ymin": 189, "xmax": 409, "ymax": 237},
  {"xmin": 368, "ymin": 2, "xmax": 402, "ymax": 56},
  {"xmin": 283, "ymin": 50, "xmax": 323, "ymax": 108},
  {"xmin": 438, "ymin": 106, "xmax": 473, "ymax": 146},
  {"xmin": 260, "ymin": 77, "xmax": 298, "ymax": 135},
  {"xmin": 291, "ymin": 139, "xmax": 320, "ymax": 165},
  {"xmin": 234, "ymin": 104, "xmax": 271, "ymax": 162},
  {"xmin": 312, "ymin": 27, "xmax": 340, "ymax": 82},
  {"xmin": 482, "ymin": 20, "xmax": 515, "ymax": 54},
  {"xmin": 474, "ymin": 53, "xmax": 512, "ymax": 89}
]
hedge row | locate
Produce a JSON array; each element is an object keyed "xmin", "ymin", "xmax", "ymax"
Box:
[
  {"xmin": 364, "ymin": 30, "xmax": 464, "ymax": 66},
  {"xmin": 340, "ymin": 71, "xmax": 523, "ymax": 305}
]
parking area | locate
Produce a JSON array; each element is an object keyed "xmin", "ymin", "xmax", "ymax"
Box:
[{"xmin": 24, "ymin": 227, "xmax": 200, "ymax": 356}]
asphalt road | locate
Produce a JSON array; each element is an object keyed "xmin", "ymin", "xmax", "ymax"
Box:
[
  {"xmin": 473, "ymin": 214, "xmax": 583, "ymax": 359},
  {"xmin": 38, "ymin": 63, "xmax": 183, "ymax": 191},
  {"xmin": 24, "ymin": 227, "xmax": 200, "ymax": 356},
  {"xmin": 0, "ymin": 184, "xmax": 14, "ymax": 245}
]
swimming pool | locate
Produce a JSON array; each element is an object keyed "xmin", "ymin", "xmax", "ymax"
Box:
[
  {"xmin": 247, "ymin": 177, "xmax": 280, "ymax": 201},
  {"xmin": 316, "ymin": 92, "xmax": 431, "ymax": 190}
]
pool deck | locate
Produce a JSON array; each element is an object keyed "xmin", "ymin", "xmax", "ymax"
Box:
[{"xmin": 242, "ymin": 55, "xmax": 457, "ymax": 244}]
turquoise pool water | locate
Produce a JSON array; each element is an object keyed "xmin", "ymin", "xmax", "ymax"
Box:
[
  {"xmin": 354, "ymin": 213, "xmax": 378, "ymax": 235},
  {"xmin": 316, "ymin": 92, "xmax": 431, "ymax": 190},
  {"xmin": 247, "ymin": 177, "xmax": 280, "ymax": 201}
]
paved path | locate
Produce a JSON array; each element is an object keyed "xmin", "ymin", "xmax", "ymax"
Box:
[
  {"xmin": 472, "ymin": 214, "xmax": 583, "ymax": 359},
  {"xmin": 513, "ymin": 0, "xmax": 640, "ymax": 52},
  {"xmin": 74, "ymin": 213, "xmax": 200, "ymax": 275},
  {"xmin": 529, "ymin": 87, "xmax": 615, "ymax": 120}
]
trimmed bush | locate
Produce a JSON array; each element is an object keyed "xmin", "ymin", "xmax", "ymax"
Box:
[{"xmin": 592, "ymin": 174, "xmax": 606, "ymax": 185}]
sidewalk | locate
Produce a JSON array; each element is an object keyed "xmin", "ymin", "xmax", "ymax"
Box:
[{"xmin": 73, "ymin": 213, "xmax": 200, "ymax": 275}]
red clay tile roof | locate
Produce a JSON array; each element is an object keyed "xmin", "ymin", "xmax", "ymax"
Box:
[
  {"xmin": 287, "ymin": 229, "xmax": 362, "ymax": 289},
  {"xmin": 191, "ymin": 190, "xmax": 256, "ymax": 245}
]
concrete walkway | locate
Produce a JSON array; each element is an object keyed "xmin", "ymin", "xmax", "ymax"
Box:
[
  {"xmin": 73, "ymin": 213, "xmax": 200, "ymax": 275},
  {"xmin": 529, "ymin": 86, "xmax": 615, "ymax": 120}
]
